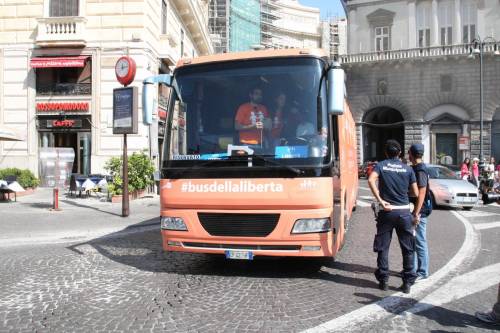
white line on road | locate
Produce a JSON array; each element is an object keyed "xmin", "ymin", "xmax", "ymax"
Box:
[
  {"xmin": 474, "ymin": 221, "xmax": 500, "ymax": 230},
  {"xmin": 356, "ymin": 200, "xmax": 371, "ymax": 208},
  {"xmin": 0, "ymin": 225, "xmax": 159, "ymax": 248},
  {"xmin": 302, "ymin": 211, "xmax": 480, "ymax": 333},
  {"xmin": 459, "ymin": 211, "xmax": 499, "ymax": 218},
  {"xmin": 359, "ymin": 186, "xmax": 371, "ymax": 191},
  {"xmin": 408, "ymin": 262, "xmax": 500, "ymax": 314}
]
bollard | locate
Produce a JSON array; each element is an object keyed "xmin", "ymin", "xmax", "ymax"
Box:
[{"xmin": 52, "ymin": 188, "xmax": 60, "ymax": 211}]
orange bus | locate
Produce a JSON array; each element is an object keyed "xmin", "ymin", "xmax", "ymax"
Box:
[{"xmin": 156, "ymin": 49, "xmax": 358, "ymax": 262}]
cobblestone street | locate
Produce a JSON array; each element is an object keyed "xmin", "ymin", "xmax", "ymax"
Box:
[{"xmin": 2, "ymin": 185, "xmax": 499, "ymax": 332}]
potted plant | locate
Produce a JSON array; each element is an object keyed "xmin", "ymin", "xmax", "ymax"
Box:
[{"xmin": 104, "ymin": 151, "xmax": 154, "ymax": 203}]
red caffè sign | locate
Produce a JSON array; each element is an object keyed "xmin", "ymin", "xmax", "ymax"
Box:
[
  {"xmin": 46, "ymin": 119, "xmax": 82, "ymax": 128},
  {"xmin": 36, "ymin": 102, "xmax": 89, "ymax": 112}
]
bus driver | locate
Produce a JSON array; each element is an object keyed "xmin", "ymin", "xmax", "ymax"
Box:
[{"xmin": 234, "ymin": 87, "xmax": 271, "ymax": 146}]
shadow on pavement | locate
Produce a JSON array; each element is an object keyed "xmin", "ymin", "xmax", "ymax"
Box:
[
  {"xmin": 60, "ymin": 199, "xmax": 122, "ymax": 217},
  {"xmin": 65, "ymin": 223, "xmax": 386, "ymax": 288}
]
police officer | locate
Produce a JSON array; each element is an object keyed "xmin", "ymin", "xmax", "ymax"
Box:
[{"xmin": 368, "ymin": 140, "xmax": 418, "ymax": 293}]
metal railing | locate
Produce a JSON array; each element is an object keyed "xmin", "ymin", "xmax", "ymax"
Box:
[
  {"xmin": 36, "ymin": 83, "xmax": 91, "ymax": 96},
  {"xmin": 341, "ymin": 42, "xmax": 498, "ymax": 63}
]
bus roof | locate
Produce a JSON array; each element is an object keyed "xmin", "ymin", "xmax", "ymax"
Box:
[{"xmin": 175, "ymin": 48, "xmax": 328, "ymax": 69}]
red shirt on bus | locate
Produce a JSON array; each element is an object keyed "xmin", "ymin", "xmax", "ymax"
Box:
[{"xmin": 235, "ymin": 103, "xmax": 269, "ymax": 145}]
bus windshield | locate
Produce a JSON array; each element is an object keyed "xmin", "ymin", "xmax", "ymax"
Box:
[{"xmin": 162, "ymin": 57, "xmax": 330, "ymax": 177}]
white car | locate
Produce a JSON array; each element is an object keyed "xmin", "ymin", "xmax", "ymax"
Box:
[{"xmin": 427, "ymin": 164, "xmax": 479, "ymax": 210}]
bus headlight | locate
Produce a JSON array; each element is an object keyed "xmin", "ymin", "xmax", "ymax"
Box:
[
  {"xmin": 161, "ymin": 216, "xmax": 187, "ymax": 231},
  {"xmin": 291, "ymin": 218, "xmax": 331, "ymax": 234}
]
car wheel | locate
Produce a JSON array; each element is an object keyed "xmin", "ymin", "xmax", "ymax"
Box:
[{"xmin": 463, "ymin": 206, "xmax": 473, "ymax": 211}]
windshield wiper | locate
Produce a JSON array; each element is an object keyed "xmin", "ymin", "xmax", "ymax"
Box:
[{"xmin": 249, "ymin": 154, "xmax": 304, "ymax": 175}]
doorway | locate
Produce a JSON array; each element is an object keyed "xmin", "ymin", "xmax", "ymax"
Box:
[
  {"xmin": 39, "ymin": 131, "xmax": 91, "ymax": 175},
  {"xmin": 435, "ymin": 133, "xmax": 458, "ymax": 165},
  {"xmin": 362, "ymin": 107, "xmax": 404, "ymax": 162}
]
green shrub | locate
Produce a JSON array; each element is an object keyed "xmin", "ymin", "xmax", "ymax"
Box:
[
  {"xmin": 104, "ymin": 151, "xmax": 154, "ymax": 196},
  {"xmin": 0, "ymin": 168, "xmax": 40, "ymax": 188}
]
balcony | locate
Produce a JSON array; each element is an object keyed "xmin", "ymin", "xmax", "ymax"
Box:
[
  {"xmin": 36, "ymin": 83, "xmax": 91, "ymax": 96},
  {"xmin": 36, "ymin": 16, "xmax": 87, "ymax": 47},
  {"xmin": 341, "ymin": 43, "xmax": 497, "ymax": 64}
]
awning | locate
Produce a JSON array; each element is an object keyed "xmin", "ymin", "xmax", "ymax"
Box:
[
  {"xmin": 30, "ymin": 56, "xmax": 89, "ymax": 68},
  {"xmin": 0, "ymin": 126, "xmax": 25, "ymax": 142}
]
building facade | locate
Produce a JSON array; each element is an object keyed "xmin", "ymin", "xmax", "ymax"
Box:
[
  {"xmin": 342, "ymin": 0, "xmax": 500, "ymax": 165},
  {"xmin": 208, "ymin": 0, "xmax": 323, "ymax": 52},
  {"xmin": 322, "ymin": 17, "xmax": 347, "ymax": 59},
  {"xmin": 0, "ymin": 0, "xmax": 213, "ymax": 177},
  {"xmin": 271, "ymin": 0, "xmax": 322, "ymax": 49}
]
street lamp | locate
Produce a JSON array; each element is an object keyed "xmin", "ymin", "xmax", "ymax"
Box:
[{"xmin": 469, "ymin": 36, "xmax": 499, "ymax": 167}]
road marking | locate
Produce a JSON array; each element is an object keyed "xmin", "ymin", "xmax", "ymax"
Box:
[
  {"xmin": 359, "ymin": 186, "xmax": 371, "ymax": 191},
  {"xmin": 407, "ymin": 262, "xmax": 500, "ymax": 314},
  {"xmin": 459, "ymin": 210, "xmax": 498, "ymax": 218},
  {"xmin": 302, "ymin": 211, "xmax": 480, "ymax": 333},
  {"xmin": 356, "ymin": 200, "xmax": 371, "ymax": 208},
  {"xmin": 474, "ymin": 221, "xmax": 500, "ymax": 230},
  {"xmin": 359, "ymin": 195, "xmax": 374, "ymax": 201}
]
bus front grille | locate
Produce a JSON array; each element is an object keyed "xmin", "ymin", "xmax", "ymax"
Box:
[
  {"xmin": 197, "ymin": 213, "xmax": 280, "ymax": 237},
  {"xmin": 183, "ymin": 242, "xmax": 300, "ymax": 251}
]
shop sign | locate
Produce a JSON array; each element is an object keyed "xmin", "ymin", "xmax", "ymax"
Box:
[
  {"xmin": 47, "ymin": 119, "xmax": 83, "ymax": 128},
  {"xmin": 459, "ymin": 136, "xmax": 470, "ymax": 150},
  {"xmin": 36, "ymin": 102, "xmax": 89, "ymax": 112}
]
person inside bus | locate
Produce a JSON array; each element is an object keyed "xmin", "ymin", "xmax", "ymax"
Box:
[
  {"xmin": 234, "ymin": 87, "xmax": 271, "ymax": 146},
  {"xmin": 295, "ymin": 108, "xmax": 316, "ymax": 137}
]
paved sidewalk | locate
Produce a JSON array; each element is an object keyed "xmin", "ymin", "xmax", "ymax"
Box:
[{"xmin": 0, "ymin": 187, "xmax": 160, "ymax": 246}]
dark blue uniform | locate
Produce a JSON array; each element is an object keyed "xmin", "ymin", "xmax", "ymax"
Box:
[{"xmin": 373, "ymin": 158, "xmax": 417, "ymax": 285}]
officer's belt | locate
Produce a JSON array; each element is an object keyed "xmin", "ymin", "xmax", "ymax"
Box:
[{"xmin": 377, "ymin": 203, "xmax": 411, "ymax": 211}]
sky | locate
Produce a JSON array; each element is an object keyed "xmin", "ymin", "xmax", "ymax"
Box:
[{"xmin": 298, "ymin": 0, "xmax": 346, "ymax": 19}]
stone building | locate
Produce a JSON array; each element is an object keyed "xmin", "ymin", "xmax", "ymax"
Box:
[
  {"xmin": 0, "ymin": 0, "xmax": 213, "ymax": 176},
  {"xmin": 342, "ymin": 0, "xmax": 500, "ymax": 165}
]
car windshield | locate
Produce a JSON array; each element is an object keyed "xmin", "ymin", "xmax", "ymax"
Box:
[
  {"xmin": 162, "ymin": 57, "xmax": 329, "ymax": 173},
  {"xmin": 428, "ymin": 166, "xmax": 458, "ymax": 179}
]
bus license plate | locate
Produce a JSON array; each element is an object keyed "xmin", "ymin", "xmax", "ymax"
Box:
[{"xmin": 225, "ymin": 250, "xmax": 253, "ymax": 260}]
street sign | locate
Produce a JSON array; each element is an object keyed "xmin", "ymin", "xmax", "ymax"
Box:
[
  {"xmin": 113, "ymin": 86, "xmax": 138, "ymax": 134},
  {"xmin": 459, "ymin": 136, "xmax": 469, "ymax": 150}
]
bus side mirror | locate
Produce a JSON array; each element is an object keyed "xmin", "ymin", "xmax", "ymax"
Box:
[
  {"xmin": 142, "ymin": 82, "xmax": 155, "ymax": 125},
  {"xmin": 327, "ymin": 65, "xmax": 345, "ymax": 115},
  {"xmin": 142, "ymin": 74, "xmax": 173, "ymax": 125}
]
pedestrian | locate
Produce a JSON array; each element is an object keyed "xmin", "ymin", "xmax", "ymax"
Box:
[
  {"xmin": 471, "ymin": 157, "xmax": 480, "ymax": 187},
  {"xmin": 368, "ymin": 139, "xmax": 418, "ymax": 294},
  {"xmin": 408, "ymin": 144, "xmax": 433, "ymax": 282},
  {"xmin": 475, "ymin": 283, "xmax": 500, "ymax": 325},
  {"xmin": 485, "ymin": 157, "xmax": 496, "ymax": 188},
  {"xmin": 460, "ymin": 158, "xmax": 471, "ymax": 181}
]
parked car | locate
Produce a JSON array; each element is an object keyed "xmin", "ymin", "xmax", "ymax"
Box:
[
  {"xmin": 427, "ymin": 164, "xmax": 478, "ymax": 210},
  {"xmin": 442, "ymin": 164, "xmax": 462, "ymax": 179}
]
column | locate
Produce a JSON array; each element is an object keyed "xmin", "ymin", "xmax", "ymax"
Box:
[
  {"xmin": 454, "ymin": 0, "xmax": 461, "ymax": 44},
  {"xmin": 408, "ymin": 0, "xmax": 417, "ymax": 48},
  {"xmin": 431, "ymin": 0, "xmax": 439, "ymax": 46},
  {"xmin": 349, "ymin": 8, "xmax": 358, "ymax": 54}
]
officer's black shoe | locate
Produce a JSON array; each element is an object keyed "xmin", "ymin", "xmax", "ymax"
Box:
[
  {"xmin": 400, "ymin": 283, "xmax": 411, "ymax": 294},
  {"xmin": 378, "ymin": 281, "xmax": 388, "ymax": 291}
]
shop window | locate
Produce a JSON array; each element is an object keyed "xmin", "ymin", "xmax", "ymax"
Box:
[
  {"xmin": 36, "ymin": 61, "xmax": 91, "ymax": 96},
  {"xmin": 50, "ymin": 0, "xmax": 79, "ymax": 17}
]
